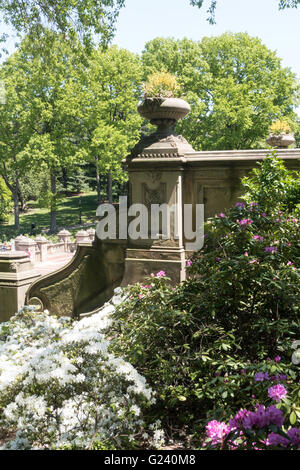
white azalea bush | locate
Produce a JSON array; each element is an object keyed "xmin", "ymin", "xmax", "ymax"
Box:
[{"xmin": 0, "ymin": 290, "xmax": 159, "ymax": 450}]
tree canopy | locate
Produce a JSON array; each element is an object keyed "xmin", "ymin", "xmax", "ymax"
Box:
[
  {"xmin": 0, "ymin": 0, "xmax": 299, "ymax": 48},
  {"xmin": 0, "ymin": 33, "xmax": 142, "ymax": 228},
  {"xmin": 142, "ymin": 33, "xmax": 300, "ymax": 150},
  {"xmin": 68, "ymin": 45, "xmax": 142, "ymax": 203},
  {"xmin": 0, "ymin": 31, "xmax": 83, "ymax": 229},
  {"xmin": 0, "ymin": 0, "xmax": 125, "ymax": 47}
]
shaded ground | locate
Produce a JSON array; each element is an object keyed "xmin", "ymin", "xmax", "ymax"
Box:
[{"xmin": 0, "ymin": 192, "xmax": 99, "ymax": 242}]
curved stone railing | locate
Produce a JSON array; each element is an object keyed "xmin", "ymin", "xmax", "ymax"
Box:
[{"xmin": 26, "ymin": 237, "xmax": 126, "ymax": 318}]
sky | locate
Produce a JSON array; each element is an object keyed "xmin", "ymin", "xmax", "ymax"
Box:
[
  {"xmin": 112, "ymin": 0, "xmax": 300, "ymax": 113},
  {"xmin": 113, "ymin": 0, "xmax": 300, "ymax": 72},
  {"xmin": 1, "ymin": 0, "xmax": 300, "ymax": 109}
]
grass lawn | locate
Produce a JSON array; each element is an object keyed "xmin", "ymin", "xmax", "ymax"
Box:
[{"xmin": 0, "ymin": 192, "xmax": 99, "ymax": 242}]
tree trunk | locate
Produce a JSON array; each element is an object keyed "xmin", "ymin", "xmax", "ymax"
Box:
[
  {"xmin": 95, "ymin": 156, "xmax": 101, "ymax": 205},
  {"xmin": 50, "ymin": 169, "xmax": 57, "ymax": 233},
  {"xmin": 19, "ymin": 189, "xmax": 27, "ymax": 212},
  {"xmin": 62, "ymin": 167, "xmax": 68, "ymax": 192},
  {"xmin": 1, "ymin": 162, "xmax": 20, "ymax": 229},
  {"xmin": 12, "ymin": 187, "xmax": 20, "ymax": 230},
  {"xmin": 107, "ymin": 171, "xmax": 113, "ymax": 204}
]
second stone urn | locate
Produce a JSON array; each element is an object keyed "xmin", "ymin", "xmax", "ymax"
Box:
[{"xmin": 266, "ymin": 132, "xmax": 295, "ymax": 149}]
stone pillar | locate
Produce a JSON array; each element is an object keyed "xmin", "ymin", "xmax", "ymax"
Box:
[
  {"xmin": 35, "ymin": 236, "xmax": 48, "ymax": 262},
  {"xmin": 121, "ymin": 97, "xmax": 195, "ymax": 285},
  {"xmin": 0, "ymin": 252, "xmax": 40, "ymax": 322},
  {"xmin": 15, "ymin": 237, "xmax": 37, "ymax": 264},
  {"xmin": 58, "ymin": 229, "xmax": 71, "ymax": 252},
  {"xmin": 14, "ymin": 235, "xmax": 27, "ymax": 251},
  {"xmin": 87, "ymin": 228, "xmax": 96, "ymax": 241},
  {"xmin": 75, "ymin": 230, "xmax": 90, "ymax": 245}
]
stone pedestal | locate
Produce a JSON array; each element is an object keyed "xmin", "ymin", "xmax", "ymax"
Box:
[
  {"xmin": 0, "ymin": 252, "xmax": 40, "ymax": 322},
  {"xmin": 35, "ymin": 236, "xmax": 48, "ymax": 262},
  {"xmin": 87, "ymin": 228, "xmax": 96, "ymax": 241},
  {"xmin": 15, "ymin": 237, "xmax": 37, "ymax": 263},
  {"xmin": 122, "ymin": 97, "xmax": 195, "ymax": 284},
  {"xmin": 58, "ymin": 229, "xmax": 71, "ymax": 252},
  {"xmin": 75, "ymin": 230, "xmax": 90, "ymax": 245}
]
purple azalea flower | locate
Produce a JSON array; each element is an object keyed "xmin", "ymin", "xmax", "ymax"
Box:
[
  {"xmin": 255, "ymin": 372, "xmax": 269, "ymax": 382},
  {"xmin": 265, "ymin": 246, "xmax": 277, "ymax": 254},
  {"xmin": 268, "ymin": 432, "xmax": 290, "ymax": 448},
  {"xmin": 287, "ymin": 428, "xmax": 300, "ymax": 447}
]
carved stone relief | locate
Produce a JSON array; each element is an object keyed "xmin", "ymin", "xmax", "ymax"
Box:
[
  {"xmin": 142, "ymin": 182, "xmax": 167, "ymax": 208},
  {"xmin": 39, "ymin": 255, "xmax": 90, "ymax": 317},
  {"xmin": 197, "ymin": 184, "xmax": 232, "ymax": 218}
]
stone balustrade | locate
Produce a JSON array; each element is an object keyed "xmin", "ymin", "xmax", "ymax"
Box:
[{"xmin": 1, "ymin": 227, "xmax": 95, "ymax": 265}]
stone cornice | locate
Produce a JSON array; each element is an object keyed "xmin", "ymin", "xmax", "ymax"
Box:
[{"xmin": 184, "ymin": 148, "xmax": 300, "ymax": 162}]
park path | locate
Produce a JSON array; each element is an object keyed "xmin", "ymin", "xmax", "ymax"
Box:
[{"xmin": 34, "ymin": 252, "xmax": 74, "ymax": 276}]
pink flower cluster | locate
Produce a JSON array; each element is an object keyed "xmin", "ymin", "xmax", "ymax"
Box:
[
  {"xmin": 156, "ymin": 270, "xmax": 166, "ymax": 278},
  {"xmin": 150, "ymin": 271, "xmax": 166, "ymax": 278},
  {"xmin": 205, "ymin": 420, "xmax": 230, "ymax": 445},
  {"xmin": 239, "ymin": 218, "xmax": 253, "ymax": 226},
  {"xmin": 253, "ymin": 235, "xmax": 264, "ymax": 242},
  {"xmin": 205, "ymin": 408, "xmax": 300, "ymax": 449},
  {"xmin": 268, "ymin": 384, "xmax": 287, "ymax": 402}
]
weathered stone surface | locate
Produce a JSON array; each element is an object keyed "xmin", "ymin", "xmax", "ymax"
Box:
[
  {"xmin": 0, "ymin": 252, "xmax": 40, "ymax": 322},
  {"xmin": 26, "ymin": 238, "xmax": 126, "ymax": 318}
]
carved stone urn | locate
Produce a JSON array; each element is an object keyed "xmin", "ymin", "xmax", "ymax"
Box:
[
  {"xmin": 128, "ymin": 97, "xmax": 194, "ymax": 159},
  {"xmin": 137, "ymin": 97, "xmax": 191, "ymax": 125},
  {"xmin": 266, "ymin": 132, "xmax": 295, "ymax": 149}
]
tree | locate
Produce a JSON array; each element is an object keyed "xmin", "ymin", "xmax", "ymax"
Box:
[
  {"xmin": 68, "ymin": 45, "xmax": 142, "ymax": 205},
  {"xmin": 0, "ymin": 177, "xmax": 12, "ymax": 222},
  {"xmin": 0, "ymin": 0, "xmax": 298, "ymax": 44},
  {"xmin": 0, "ymin": 0, "xmax": 125, "ymax": 48},
  {"xmin": 142, "ymin": 34, "xmax": 299, "ymax": 151},
  {"xmin": 0, "ymin": 31, "xmax": 83, "ymax": 231}
]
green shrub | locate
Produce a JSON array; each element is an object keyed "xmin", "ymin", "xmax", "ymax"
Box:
[
  {"xmin": 0, "ymin": 178, "xmax": 12, "ymax": 223},
  {"xmin": 107, "ymin": 154, "xmax": 300, "ymax": 431},
  {"xmin": 242, "ymin": 150, "xmax": 300, "ymax": 212}
]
